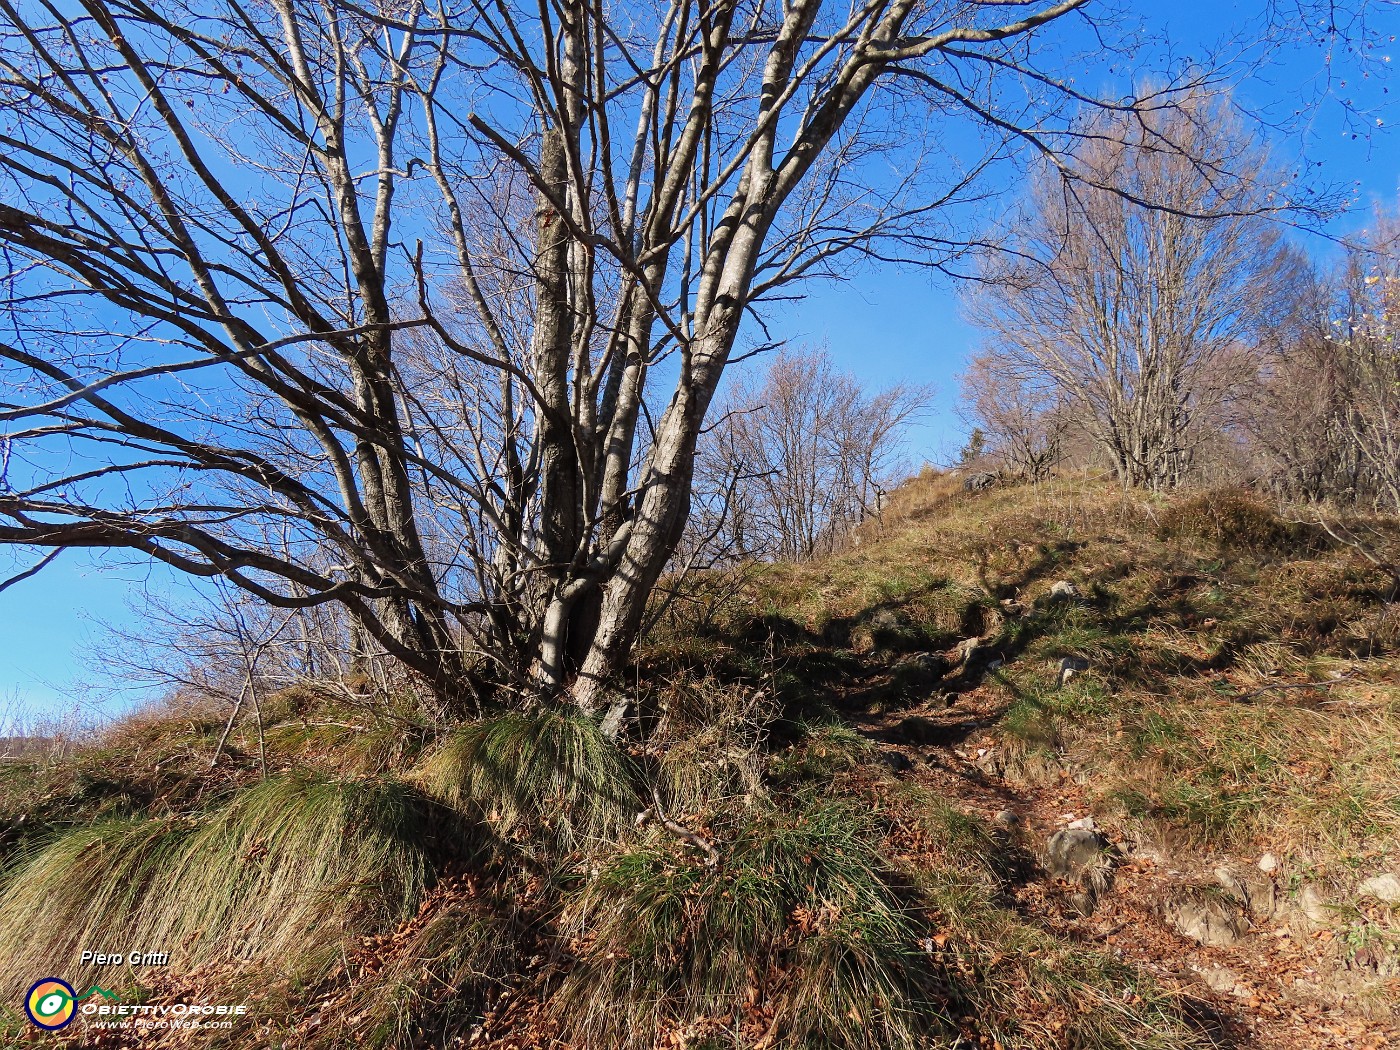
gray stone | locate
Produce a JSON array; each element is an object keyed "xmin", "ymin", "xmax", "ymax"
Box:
[
  {"xmin": 963, "ymin": 471, "xmax": 1000, "ymax": 493},
  {"xmin": 869, "ymin": 607, "xmax": 902, "ymax": 631},
  {"xmin": 893, "ymin": 715, "xmax": 944, "ymax": 745},
  {"xmin": 1166, "ymin": 896, "xmax": 1249, "ymax": 947},
  {"xmin": 1045, "ymin": 828, "xmax": 1109, "ymax": 881},
  {"xmin": 1197, "ymin": 965, "xmax": 1240, "ymax": 994},
  {"xmin": 878, "ymin": 749, "xmax": 913, "ymax": 773},
  {"xmin": 1257, "ymin": 852, "xmax": 1279, "ymax": 874},
  {"xmin": 893, "ymin": 652, "xmax": 949, "ymax": 688},
  {"xmin": 1357, "ymin": 873, "xmax": 1400, "ymax": 903},
  {"xmin": 1067, "ymin": 815, "xmax": 1097, "ymax": 832},
  {"xmin": 954, "ymin": 637, "xmax": 981, "ymax": 664},
  {"xmin": 1215, "ymin": 865, "xmax": 1277, "ymax": 921},
  {"xmin": 972, "ymin": 747, "xmax": 1003, "ymax": 775},
  {"xmin": 1067, "ymin": 890, "xmax": 1098, "ymax": 917},
  {"xmin": 1058, "ymin": 655, "xmax": 1090, "ymax": 686},
  {"xmin": 1298, "ymin": 885, "xmax": 1332, "ymax": 924},
  {"xmin": 1048, "ymin": 579, "xmax": 1080, "ymax": 601},
  {"xmin": 993, "ymin": 808, "xmax": 1019, "ymax": 829}
]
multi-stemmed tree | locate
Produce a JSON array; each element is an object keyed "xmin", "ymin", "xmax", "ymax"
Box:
[{"xmin": 0, "ymin": 0, "xmax": 1313, "ymax": 724}]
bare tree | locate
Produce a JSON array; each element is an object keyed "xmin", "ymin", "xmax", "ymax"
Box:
[
  {"xmin": 1332, "ymin": 219, "xmax": 1400, "ymax": 513},
  {"xmin": 1244, "ymin": 216, "xmax": 1400, "ymax": 512},
  {"xmin": 959, "ymin": 351, "xmax": 1067, "ymax": 480},
  {"xmin": 0, "ymin": 0, "xmax": 1311, "ymax": 726},
  {"xmin": 970, "ymin": 93, "xmax": 1308, "ymax": 491},
  {"xmin": 1246, "ymin": 285, "xmax": 1371, "ymax": 504},
  {"xmin": 698, "ymin": 347, "xmax": 931, "ymax": 562}
]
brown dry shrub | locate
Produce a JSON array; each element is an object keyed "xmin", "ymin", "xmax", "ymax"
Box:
[{"xmin": 1157, "ymin": 489, "xmax": 1315, "ymax": 552}]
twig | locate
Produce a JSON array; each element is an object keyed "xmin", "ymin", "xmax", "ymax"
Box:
[
  {"xmin": 1229, "ymin": 676, "xmax": 1352, "ymax": 704},
  {"xmin": 638, "ymin": 787, "xmax": 719, "ymax": 867}
]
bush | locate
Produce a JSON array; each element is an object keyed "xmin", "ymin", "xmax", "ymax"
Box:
[{"xmin": 1157, "ymin": 489, "xmax": 1312, "ymax": 552}]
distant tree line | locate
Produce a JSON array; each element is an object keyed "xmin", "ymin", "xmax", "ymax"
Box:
[
  {"xmin": 690, "ymin": 348, "xmax": 932, "ymax": 565},
  {"xmin": 960, "ymin": 93, "xmax": 1400, "ymax": 513}
]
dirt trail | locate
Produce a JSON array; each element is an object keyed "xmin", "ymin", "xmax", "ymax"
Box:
[{"xmin": 845, "ymin": 669, "xmax": 1399, "ymax": 1050}]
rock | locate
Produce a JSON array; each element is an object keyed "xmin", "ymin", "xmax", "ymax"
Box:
[
  {"xmin": 963, "ymin": 471, "xmax": 1000, "ymax": 493},
  {"xmin": 893, "ymin": 652, "xmax": 949, "ymax": 688},
  {"xmin": 1048, "ymin": 579, "xmax": 1080, "ymax": 601},
  {"xmin": 1215, "ymin": 865, "xmax": 1277, "ymax": 921},
  {"xmin": 1045, "ymin": 829, "xmax": 1115, "ymax": 915},
  {"xmin": 954, "ymin": 637, "xmax": 981, "ymax": 664},
  {"xmin": 1058, "ymin": 655, "xmax": 1090, "ymax": 686},
  {"xmin": 1298, "ymin": 885, "xmax": 1332, "ymax": 924},
  {"xmin": 1357, "ymin": 873, "xmax": 1400, "ymax": 903},
  {"xmin": 1257, "ymin": 852, "xmax": 1279, "ymax": 874},
  {"xmin": 993, "ymin": 808, "xmax": 1019, "ymax": 829},
  {"xmin": 878, "ymin": 749, "xmax": 913, "ymax": 773},
  {"xmin": 1067, "ymin": 815, "xmax": 1097, "ymax": 832},
  {"xmin": 1044, "ymin": 828, "xmax": 1110, "ymax": 881},
  {"xmin": 971, "ymin": 746, "xmax": 1002, "ymax": 774},
  {"xmin": 1197, "ymin": 965, "xmax": 1240, "ymax": 994},
  {"xmin": 893, "ymin": 715, "xmax": 944, "ymax": 745},
  {"xmin": 1067, "ymin": 890, "xmax": 1098, "ymax": 917},
  {"xmin": 1165, "ymin": 895, "xmax": 1249, "ymax": 947},
  {"xmin": 869, "ymin": 607, "xmax": 902, "ymax": 631}
]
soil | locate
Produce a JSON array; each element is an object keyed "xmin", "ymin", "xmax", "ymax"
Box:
[{"xmin": 854, "ymin": 664, "xmax": 1400, "ymax": 1050}]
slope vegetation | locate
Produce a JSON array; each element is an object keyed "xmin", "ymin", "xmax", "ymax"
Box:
[{"xmin": 0, "ymin": 475, "xmax": 1396, "ymax": 1049}]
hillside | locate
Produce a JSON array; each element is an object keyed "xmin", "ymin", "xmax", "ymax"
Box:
[{"xmin": 0, "ymin": 475, "xmax": 1397, "ymax": 1049}]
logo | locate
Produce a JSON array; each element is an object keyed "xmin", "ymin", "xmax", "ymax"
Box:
[
  {"xmin": 22, "ymin": 979, "xmax": 118, "ymax": 1031},
  {"xmin": 24, "ymin": 978, "xmax": 77, "ymax": 1030},
  {"xmin": 19, "ymin": 976, "xmax": 243, "ymax": 1033}
]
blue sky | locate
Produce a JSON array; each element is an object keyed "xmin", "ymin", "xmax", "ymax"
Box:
[{"xmin": 2, "ymin": 0, "xmax": 1398, "ymax": 722}]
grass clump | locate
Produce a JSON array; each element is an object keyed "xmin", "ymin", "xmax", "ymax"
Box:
[
  {"xmin": 1157, "ymin": 489, "xmax": 1314, "ymax": 553},
  {"xmin": 649, "ymin": 680, "xmax": 771, "ymax": 815},
  {"xmin": 307, "ymin": 878, "xmax": 527, "ymax": 1050},
  {"xmin": 769, "ymin": 720, "xmax": 877, "ymax": 784},
  {"xmin": 0, "ymin": 774, "xmax": 439, "ymax": 999},
  {"xmin": 914, "ymin": 867, "xmax": 1215, "ymax": 1050},
  {"xmin": 414, "ymin": 705, "xmax": 639, "ymax": 848},
  {"xmin": 552, "ymin": 797, "xmax": 949, "ymax": 1050}
]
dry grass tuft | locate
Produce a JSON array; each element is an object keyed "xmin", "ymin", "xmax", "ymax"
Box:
[
  {"xmin": 413, "ymin": 705, "xmax": 639, "ymax": 849},
  {"xmin": 0, "ymin": 775, "xmax": 439, "ymax": 998}
]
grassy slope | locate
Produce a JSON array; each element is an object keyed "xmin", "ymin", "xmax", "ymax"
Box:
[
  {"xmin": 0, "ymin": 474, "xmax": 1396, "ymax": 1048},
  {"xmin": 716, "ymin": 474, "xmax": 1400, "ymax": 869}
]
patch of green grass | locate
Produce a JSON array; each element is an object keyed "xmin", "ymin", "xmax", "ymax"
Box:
[
  {"xmin": 768, "ymin": 720, "xmax": 876, "ymax": 784},
  {"xmin": 414, "ymin": 706, "xmax": 639, "ymax": 849},
  {"xmin": 552, "ymin": 798, "xmax": 949, "ymax": 1050}
]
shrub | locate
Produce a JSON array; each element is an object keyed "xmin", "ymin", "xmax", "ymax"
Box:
[{"xmin": 1157, "ymin": 489, "xmax": 1312, "ymax": 552}]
